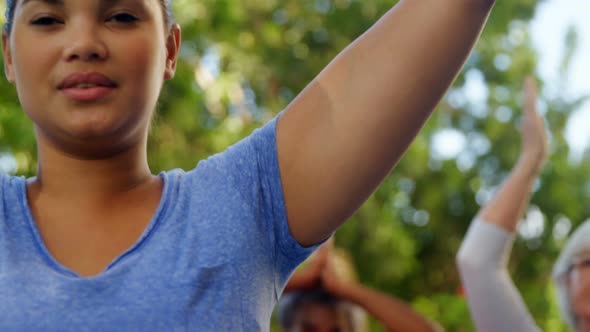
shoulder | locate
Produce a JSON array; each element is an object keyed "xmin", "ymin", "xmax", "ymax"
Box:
[
  {"xmin": 0, "ymin": 173, "xmax": 26, "ymax": 220},
  {"xmin": 0, "ymin": 173, "xmax": 23, "ymax": 196}
]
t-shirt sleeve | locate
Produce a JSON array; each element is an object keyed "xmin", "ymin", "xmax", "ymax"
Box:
[
  {"xmin": 204, "ymin": 114, "xmax": 320, "ymax": 289},
  {"xmin": 456, "ymin": 219, "xmax": 541, "ymax": 332}
]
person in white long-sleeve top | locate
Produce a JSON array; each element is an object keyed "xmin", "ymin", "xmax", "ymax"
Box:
[{"xmin": 456, "ymin": 77, "xmax": 590, "ymax": 332}]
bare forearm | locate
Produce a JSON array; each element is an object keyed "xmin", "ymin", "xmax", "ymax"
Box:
[
  {"xmin": 321, "ymin": 0, "xmax": 495, "ymax": 130},
  {"xmin": 332, "ymin": 283, "xmax": 441, "ymax": 332},
  {"xmin": 280, "ymin": 0, "xmax": 495, "ymax": 246},
  {"xmin": 316, "ymin": 0, "xmax": 496, "ymax": 193},
  {"xmin": 283, "ymin": 272, "xmax": 317, "ymax": 293},
  {"xmin": 479, "ymin": 157, "xmax": 541, "ymax": 232}
]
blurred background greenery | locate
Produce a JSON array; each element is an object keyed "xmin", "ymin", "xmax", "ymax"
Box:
[{"xmin": 0, "ymin": 0, "xmax": 587, "ymax": 331}]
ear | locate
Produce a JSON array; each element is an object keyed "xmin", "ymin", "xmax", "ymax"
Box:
[
  {"xmin": 164, "ymin": 24, "xmax": 181, "ymax": 80},
  {"xmin": 2, "ymin": 32, "xmax": 15, "ymax": 83}
]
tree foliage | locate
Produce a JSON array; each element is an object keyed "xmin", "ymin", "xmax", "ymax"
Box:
[{"xmin": 0, "ymin": 1, "xmax": 585, "ymax": 330}]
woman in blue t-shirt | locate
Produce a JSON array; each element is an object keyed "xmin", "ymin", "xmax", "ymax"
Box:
[{"xmin": 0, "ymin": 0, "xmax": 495, "ymax": 330}]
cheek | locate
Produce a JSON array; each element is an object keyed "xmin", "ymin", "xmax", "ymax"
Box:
[
  {"xmin": 576, "ymin": 269, "xmax": 590, "ymax": 290},
  {"xmin": 12, "ymin": 36, "xmax": 55, "ymax": 85},
  {"xmin": 10, "ymin": 36, "xmax": 60, "ymax": 114},
  {"xmin": 116, "ymin": 36, "xmax": 167, "ymax": 79},
  {"xmin": 571, "ymin": 270, "xmax": 590, "ymax": 316},
  {"xmin": 115, "ymin": 38, "xmax": 168, "ymax": 110}
]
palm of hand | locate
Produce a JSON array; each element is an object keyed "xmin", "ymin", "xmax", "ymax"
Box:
[{"xmin": 521, "ymin": 77, "xmax": 548, "ymax": 167}]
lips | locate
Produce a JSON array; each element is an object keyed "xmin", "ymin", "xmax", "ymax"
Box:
[
  {"xmin": 59, "ymin": 72, "xmax": 117, "ymax": 89},
  {"xmin": 58, "ymin": 72, "xmax": 118, "ymax": 102}
]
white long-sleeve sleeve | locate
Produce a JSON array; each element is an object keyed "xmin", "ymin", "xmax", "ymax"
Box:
[{"xmin": 456, "ymin": 219, "xmax": 542, "ymax": 332}]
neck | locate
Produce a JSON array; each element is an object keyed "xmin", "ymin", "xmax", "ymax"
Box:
[{"xmin": 30, "ymin": 135, "xmax": 155, "ymax": 200}]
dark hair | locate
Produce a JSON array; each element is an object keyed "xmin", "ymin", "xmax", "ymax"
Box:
[
  {"xmin": 3, "ymin": 0, "xmax": 174, "ymax": 34},
  {"xmin": 276, "ymin": 288, "xmax": 341, "ymax": 329}
]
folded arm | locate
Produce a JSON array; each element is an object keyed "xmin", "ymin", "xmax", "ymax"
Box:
[{"xmin": 328, "ymin": 281, "xmax": 443, "ymax": 332}]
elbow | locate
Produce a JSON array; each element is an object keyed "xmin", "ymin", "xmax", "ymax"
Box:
[
  {"xmin": 456, "ymin": 249, "xmax": 499, "ymax": 286},
  {"xmin": 455, "ymin": 258, "xmax": 471, "ymax": 279},
  {"xmin": 455, "ymin": 245, "xmax": 472, "ymax": 269},
  {"xmin": 455, "ymin": 246, "xmax": 484, "ymax": 275}
]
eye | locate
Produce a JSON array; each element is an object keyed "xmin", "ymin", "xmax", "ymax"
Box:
[
  {"xmin": 30, "ymin": 16, "xmax": 63, "ymax": 26},
  {"xmin": 567, "ymin": 264, "xmax": 575, "ymax": 275},
  {"xmin": 107, "ymin": 13, "xmax": 139, "ymax": 24}
]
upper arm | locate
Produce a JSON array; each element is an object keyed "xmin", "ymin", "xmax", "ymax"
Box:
[
  {"xmin": 277, "ymin": 0, "xmax": 495, "ymax": 246},
  {"xmin": 206, "ymin": 118, "xmax": 322, "ymax": 295}
]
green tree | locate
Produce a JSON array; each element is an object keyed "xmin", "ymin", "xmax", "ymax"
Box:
[{"xmin": 1, "ymin": 1, "xmax": 586, "ymax": 331}]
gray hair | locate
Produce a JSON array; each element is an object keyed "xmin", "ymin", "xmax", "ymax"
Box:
[{"xmin": 552, "ymin": 220, "xmax": 590, "ymax": 329}]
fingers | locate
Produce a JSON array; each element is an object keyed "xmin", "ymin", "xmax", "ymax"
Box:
[
  {"xmin": 519, "ymin": 76, "xmax": 548, "ymax": 167},
  {"xmin": 522, "ymin": 76, "xmax": 546, "ymax": 132},
  {"xmin": 523, "ymin": 76, "xmax": 537, "ymax": 116},
  {"xmin": 310, "ymin": 236, "xmax": 334, "ymax": 269}
]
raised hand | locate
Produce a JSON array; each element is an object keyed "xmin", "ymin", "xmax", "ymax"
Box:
[{"xmin": 519, "ymin": 77, "xmax": 548, "ymax": 172}]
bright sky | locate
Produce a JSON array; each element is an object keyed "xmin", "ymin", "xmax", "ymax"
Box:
[{"xmin": 531, "ymin": 0, "xmax": 590, "ymax": 158}]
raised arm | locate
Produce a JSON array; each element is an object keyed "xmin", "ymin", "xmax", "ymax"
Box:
[
  {"xmin": 477, "ymin": 77, "xmax": 547, "ymax": 230},
  {"xmin": 456, "ymin": 78, "xmax": 547, "ymax": 332},
  {"xmin": 277, "ymin": 0, "xmax": 496, "ymax": 246}
]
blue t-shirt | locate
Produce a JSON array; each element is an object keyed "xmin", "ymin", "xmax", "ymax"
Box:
[{"xmin": 0, "ymin": 116, "xmax": 316, "ymax": 331}]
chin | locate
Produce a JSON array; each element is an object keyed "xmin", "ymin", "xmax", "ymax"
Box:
[
  {"xmin": 39, "ymin": 119, "xmax": 141, "ymax": 159},
  {"xmin": 64, "ymin": 109, "xmax": 137, "ymax": 139},
  {"xmin": 64, "ymin": 121, "xmax": 123, "ymax": 141}
]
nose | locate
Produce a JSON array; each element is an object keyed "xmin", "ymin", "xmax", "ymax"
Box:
[{"xmin": 63, "ymin": 20, "xmax": 109, "ymax": 62}]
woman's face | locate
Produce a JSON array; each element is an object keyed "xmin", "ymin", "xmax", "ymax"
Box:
[
  {"xmin": 568, "ymin": 253, "xmax": 590, "ymax": 331},
  {"xmin": 2, "ymin": 0, "xmax": 180, "ymax": 156}
]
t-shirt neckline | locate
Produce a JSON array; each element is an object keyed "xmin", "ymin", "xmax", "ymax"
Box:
[{"xmin": 16, "ymin": 172, "xmax": 172, "ymax": 280}]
